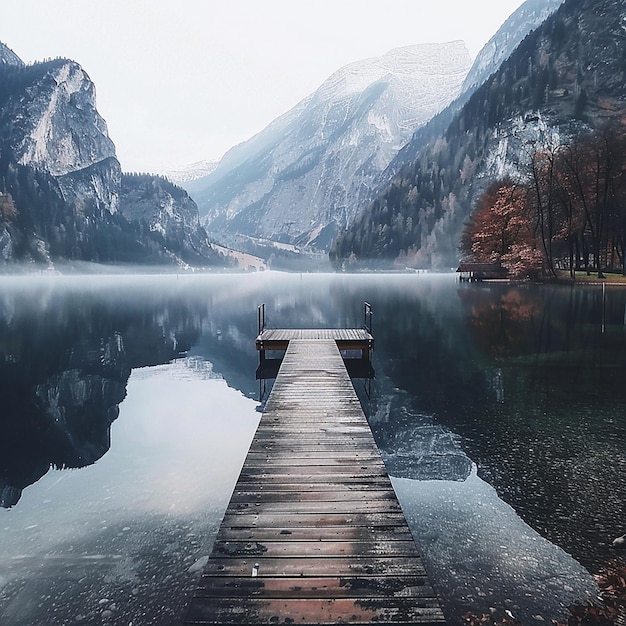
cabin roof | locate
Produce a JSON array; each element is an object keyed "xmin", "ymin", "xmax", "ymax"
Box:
[{"xmin": 456, "ymin": 262, "xmax": 507, "ymax": 273}]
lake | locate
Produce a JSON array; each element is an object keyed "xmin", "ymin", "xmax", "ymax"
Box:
[{"xmin": 1, "ymin": 271, "xmax": 625, "ymax": 625}]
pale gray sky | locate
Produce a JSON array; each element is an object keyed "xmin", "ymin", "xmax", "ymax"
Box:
[{"xmin": 3, "ymin": 1, "xmax": 527, "ymax": 172}]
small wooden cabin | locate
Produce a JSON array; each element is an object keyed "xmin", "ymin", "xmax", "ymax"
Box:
[{"xmin": 457, "ymin": 262, "xmax": 508, "ymax": 282}]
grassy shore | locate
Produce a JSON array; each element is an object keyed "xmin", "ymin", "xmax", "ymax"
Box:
[{"xmin": 554, "ymin": 270, "xmax": 626, "ymax": 284}]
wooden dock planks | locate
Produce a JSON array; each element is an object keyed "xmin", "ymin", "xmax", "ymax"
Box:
[
  {"xmin": 257, "ymin": 328, "xmax": 372, "ymax": 342},
  {"xmin": 184, "ymin": 338, "xmax": 445, "ymax": 625},
  {"xmin": 256, "ymin": 329, "xmax": 374, "ymax": 355}
]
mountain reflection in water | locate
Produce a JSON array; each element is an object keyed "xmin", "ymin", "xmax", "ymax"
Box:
[
  {"xmin": 0, "ymin": 272, "xmax": 624, "ymax": 625},
  {"xmin": 369, "ymin": 383, "xmax": 596, "ymax": 622},
  {"xmin": 0, "ymin": 279, "xmax": 202, "ymax": 507}
]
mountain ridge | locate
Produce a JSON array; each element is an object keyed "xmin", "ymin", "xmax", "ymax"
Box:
[
  {"xmin": 461, "ymin": 0, "xmax": 565, "ymax": 93},
  {"xmin": 188, "ymin": 41, "xmax": 472, "ymax": 254}
]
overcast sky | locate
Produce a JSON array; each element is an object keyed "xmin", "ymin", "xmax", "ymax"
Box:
[{"xmin": 3, "ymin": 1, "xmax": 527, "ymax": 173}]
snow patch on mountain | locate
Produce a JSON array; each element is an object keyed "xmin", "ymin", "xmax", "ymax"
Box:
[
  {"xmin": 193, "ymin": 41, "xmax": 472, "ymax": 251},
  {"xmin": 162, "ymin": 160, "xmax": 218, "ymax": 184},
  {"xmin": 463, "ymin": 0, "xmax": 565, "ymax": 94},
  {"xmin": 318, "ymin": 43, "xmax": 469, "ymax": 101}
]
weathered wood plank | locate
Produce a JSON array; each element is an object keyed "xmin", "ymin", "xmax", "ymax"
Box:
[
  {"xmin": 228, "ymin": 489, "xmax": 401, "ymax": 503},
  {"xmin": 210, "ymin": 540, "xmax": 422, "ymax": 559},
  {"xmin": 248, "ymin": 433, "xmax": 377, "ymax": 442},
  {"xmin": 202, "ymin": 556, "xmax": 427, "ymax": 577},
  {"xmin": 240, "ymin": 456, "xmax": 386, "ymax": 467},
  {"xmin": 225, "ymin": 500, "xmax": 403, "ymax": 514},
  {"xmin": 235, "ymin": 471, "xmax": 392, "ymax": 484},
  {"xmin": 243, "ymin": 447, "xmax": 384, "ymax": 457},
  {"xmin": 185, "ymin": 597, "xmax": 444, "ymax": 625},
  {"xmin": 235, "ymin": 463, "xmax": 386, "ymax": 481},
  {"xmin": 192, "ymin": 575, "xmax": 435, "ymax": 599},
  {"xmin": 231, "ymin": 481, "xmax": 395, "ymax": 493},
  {"xmin": 215, "ymin": 526, "xmax": 415, "ymax": 542},
  {"xmin": 218, "ymin": 511, "xmax": 412, "ymax": 529}
]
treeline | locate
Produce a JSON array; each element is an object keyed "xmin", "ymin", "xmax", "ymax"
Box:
[
  {"xmin": 0, "ymin": 150, "xmax": 178, "ymax": 265},
  {"xmin": 121, "ymin": 172, "xmax": 189, "ymax": 198},
  {"xmin": 461, "ymin": 124, "xmax": 626, "ymax": 278}
]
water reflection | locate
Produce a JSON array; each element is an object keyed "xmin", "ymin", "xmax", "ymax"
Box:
[
  {"xmin": 367, "ymin": 368, "xmax": 597, "ymax": 623},
  {"xmin": 0, "ymin": 273, "xmax": 378, "ymax": 509},
  {"xmin": 450, "ymin": 283, "xmax": 626, "ymax": 572},
  {"xmin": 333, "ymin": 278, "xmax": 626, "ymax": 620},
  {"xmin": 366, "ymin": 281, "xmax": 626, "ymax": 558},
  {"xmin": 0, "ymin": 273, "xmax": 624, "ymax": 625},
  {"xmin": 0, "ymin": 280, "xmax": 202, "ymax": 507},
  {"xmin": 394, "ymin": 471, "xmax": 595, "ymax": 623},
  {"xmin": 0, "ymin": 361, "xmax": 260, "ymax": 626},
  {"xmin": 459, "ymin": 283, "xmax": 626, "ymax": 365},
  {"xmin": 369, "ymin": 388, "xmax": 472, "ymax": 482}
]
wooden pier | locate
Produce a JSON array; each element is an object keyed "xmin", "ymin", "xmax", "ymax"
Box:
[
  {"xmin": 255, "ymin": 303, "xmax": 375, "ymax": 384},
  {"xmin": 183, "ymin": 316, "xmax": 445, "ymax": 625}
]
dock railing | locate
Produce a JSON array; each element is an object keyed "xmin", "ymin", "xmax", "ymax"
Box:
[
  {"xmin": 255, "ymin": 302, "xmax": 375, "ymax": 401},
  {"xmin": 363, "ymin": 301, "xmax": 373, "ymax": 335}
]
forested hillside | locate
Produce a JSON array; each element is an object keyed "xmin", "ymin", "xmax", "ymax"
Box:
[{"xmin": 330, "ymin": 0, "xmax": 626, "ymax": 271}]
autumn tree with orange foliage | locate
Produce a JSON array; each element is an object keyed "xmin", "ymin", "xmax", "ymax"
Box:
[
  {"xmin": 460, "ymin": 179, "xmax": 542, "ymax": 278},
  {"xmin": 462, "ymin": 123, "xmax": 626, "ymax": 279}
]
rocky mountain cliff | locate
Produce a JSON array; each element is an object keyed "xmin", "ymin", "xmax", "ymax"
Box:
[
  {"xmin": 188, "ymin": 42, "xmax": 472, "ymax": 254},
  {"xmin": 382, "ymin": 0, "xmax": 568, "ymax": 183},
  {"xmin": 0, "ymin": 43, "xmax": 221, "ymax": 269},
  {"xmin": 120, "ymin": 174, "xmax": 217, "ymax": 265},
  {"xmin": 330, "ymin": 0, "xmax": 626, "ymax": 269}
]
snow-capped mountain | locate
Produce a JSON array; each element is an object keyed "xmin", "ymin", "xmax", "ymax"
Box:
[
  {"xmin": 385, "ymin": 0, "xmax": 568, "ymax": 180},
  {"xmin": 162, "ymin": 160, "xmax": 218, "ymax": 185},
  {"xmin": 190, "ymin": 42, "xmax": 472, "ymax": 252},
  {"xmin": 331, "ymin": 0, "xmax": 626, "ymax": 270},
  {"xmin": 462, "ymin": 0, "xmax": 565, "ymax": 94}
]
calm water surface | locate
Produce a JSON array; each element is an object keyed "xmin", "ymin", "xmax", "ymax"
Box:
[{"xmin": 1, "ymin": 271, "xmax": 625, "ymax": 625}]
